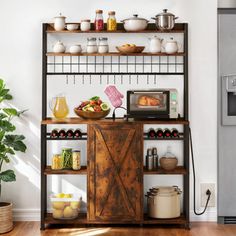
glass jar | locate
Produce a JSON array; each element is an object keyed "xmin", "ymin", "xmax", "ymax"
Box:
[
  {"xmin": 95, "ymin": 9, "xmax": 104, "ymax": 31},
  {"xmin": 98, "ymin": 37, "xmax": 109, "ymax": 53},
  {"xmin": 52, "ymin": 154, "xmax": 62, "ymax": 170},
  {"xmin": 107, "ymin": 11, "xmax": 117, "ymax": 31},
  {"xmin": 81, "ymin": 19, "xmax": 91, "ymax": 31},
  {"xmin": 72, "ymin": 150, "xmax": 81, "ymax": 170},
  {"xmin": 87, "ymin": 37, "xmax": 98, "ymax": 53},
  {"xmin": 61, "ymin": 148, "xmax": 73, "ymax": 169}
]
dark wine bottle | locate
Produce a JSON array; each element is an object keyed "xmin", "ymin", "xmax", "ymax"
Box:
[
  {"xmin": 74, "ymin": 129, "xmax": 82, "ymax": 138},
  {"xmin": 163, "ymin": 128, "xmax": 171, "ymax": 138},
  {"xmin": 51, "ymin": 129, "xmax": 59, "ymax": 138},
  {"xmin": 147, "ymin": 128, "xmax": 156, "ymax": 138},
  {"xmin": 66, "ymin": 129, "xmax": 74, "ymax": 138},
  {"xmin": 58, "ymin": 129, "xmax": 66, "ymax": 138},
  {"xmin": 156, "ymin": 128, "xmax": 164, "ymax": 138},
  {"xmin": 171, "ymin": 128, "xmax": 179, "ymax": 138}
]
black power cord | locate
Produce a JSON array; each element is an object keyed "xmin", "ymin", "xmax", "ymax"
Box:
[
  {"xmin": 112, "ymin": 106, "xmax": 127, "ymax": 120},
  {"xmin": 189, "ymin": 127, "xmax": 211, "ymax": 215}
]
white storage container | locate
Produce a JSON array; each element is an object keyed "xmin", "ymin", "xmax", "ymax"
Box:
[{"xmin": 146, "ymin": 186, "xmax": 181, "ymax": 219}]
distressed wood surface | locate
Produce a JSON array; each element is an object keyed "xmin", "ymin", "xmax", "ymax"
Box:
[{"xmin": 88, "ymin": 123, "xmax": 143, "ymax": 223}]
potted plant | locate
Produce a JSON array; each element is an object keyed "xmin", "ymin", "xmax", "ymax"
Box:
[{"xmin": 0, "ymin": 79, "xmax": 26, "ymax": 233}]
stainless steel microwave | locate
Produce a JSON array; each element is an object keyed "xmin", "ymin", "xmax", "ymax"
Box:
[{"xmin": 126, "ymin": 89, "xmax": 179, "ymax": 119}]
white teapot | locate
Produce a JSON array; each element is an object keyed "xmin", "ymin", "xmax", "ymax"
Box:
[
  {"xmin": 163, "ymin": 37, "xmax": 181, "ymax": 54},
  {"xmin": 149, "ymin": 36, "xmax": 163, "ymax": 53},
  {"xmin": 53, "ymin": 41, "xmax": 66, "ymax": 53}
]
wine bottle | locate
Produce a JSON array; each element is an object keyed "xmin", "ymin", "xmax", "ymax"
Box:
[
  {"xmin": 58, "ymin": 129, "xmax": 66, "ymax": 138},
  {"xmin": 74, "ymin": 129, "xmax": 82, "ymax": 138},
  {"xmin": 156, "ymin": 128, "xmax": 164, "ymax": 138},
  {"xmin": 163, "ymin": 128, "xmax": 171, "ymax": 138},
  {"xmin": 171, "ymin": 128, "xmax": 179, "ymax": 138},
  {"xmin": 66, "ymin": 129, "xmax": 74, "ymax": 138},
  {"xmin": 147, "ymin": 128, "xmax": 156, "ymax": 138},
  {"xmin": 51, "ymin": 129, "xmax": 59, "ymax": 138}
]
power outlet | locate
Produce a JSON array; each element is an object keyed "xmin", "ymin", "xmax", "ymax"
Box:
[{"xmin": 200, "ymin": 183, "xmax": 216, "ymax": 207}]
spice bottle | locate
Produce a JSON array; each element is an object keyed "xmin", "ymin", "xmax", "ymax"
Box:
[
  {"xmin": 52, "ymin": 154, "xmax": 62, "ymax": 170},
  {"xmin": 72, "ymin": 150, "xmax": 81, "ymax": 170},
  {"xmin": 146, "ymin": 148, "xmax": 153, "ymax": 170},
  {"xmin": 95, "ymin": 10, "xmax": 104, "ymax": 31},
  {"xmin": 152, "ymin": 147, "xmax": 159, "ymax": 170},
  {"xmin": 107, "ymin": 11, "xmax": 117, "ymax": 31}
]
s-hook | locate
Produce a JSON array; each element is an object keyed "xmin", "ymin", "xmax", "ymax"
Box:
[
  {"xmin": 66, "ymin": 75, "xmax": 68, "ymax": 85},
  {"xmin": 73, "ymin": 75, "xmax": 76, "ymax": 85}
]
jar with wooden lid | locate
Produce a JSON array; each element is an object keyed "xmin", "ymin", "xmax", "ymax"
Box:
[
  {"xmin": 72, "ymin": 150, "xmax": 81, "ymax": 170},
  {"xmin": 95, "ymin": 10, "xmax": 104, "ymax": 31},
  {"xmin": 52, "ymin": 154, "xmax": 62, "ymax": 170},
  {"xmin": 107, "ymin": 11, "xmax": 117, "ymax": 31}
]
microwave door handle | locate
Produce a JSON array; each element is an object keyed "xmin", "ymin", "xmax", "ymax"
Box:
[{"xmin": 133, "ymin": 91, "xmax": 164, "ymax": 94}]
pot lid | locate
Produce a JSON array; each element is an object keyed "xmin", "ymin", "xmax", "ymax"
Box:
[
  {"xmin": 148, "ymin": 186, "xmax": 181, "ymax": 196},
  {"xmin": 54, "ymin": 13, "xmax": 66, "ymax": 19},
  {"xmin": 122, "ymin": 14, "xmax": 149, "ymax": 22},
  {"xmin": 87, "ymin": 37, "xmax": 96, "ymax": 41},
  {"xmin": 156, "ymin": 9, "xmax": 175, "ymax": 17}
]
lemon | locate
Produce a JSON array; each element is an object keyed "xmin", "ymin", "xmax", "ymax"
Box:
[
  {"xmin": 56, "ymin": 193, "xmax": 65, "ymax": 198},
  {"xmin": 64, "ymin": 194, "xmax": 72, "ymax": 198},
  {"xmin": 70, "ymin": 201, "xmax": 79, "ymax": 210},
  {"xmin": 52, "ymin": 209, "xmax": 63, "ymax": 219},
  {"xmin": 63, "ymin": 206, "xmax": 74, "ymax": 218},
  {"xmin": 52, "ymin": 201, "xmax": 65, "ymax": 210}
]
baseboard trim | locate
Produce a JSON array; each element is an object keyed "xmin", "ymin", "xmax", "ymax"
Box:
[
  {"xmin": 13, "ymin": 209, "xmax": 40, "ymax": 221},
  {"xmin": 190, "ymin": 210, "xmax": 217, "ymax": 222}
]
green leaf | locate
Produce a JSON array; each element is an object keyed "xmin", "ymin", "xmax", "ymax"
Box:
[
  {"xmin": 90, "ymin": 96, "xmax": 100, "ymax": 101},
  {"xmin": 0, "ymin": 120, "xmax": 15, "ymax": 132},
  {"xmin": 0, "ymin": 170, "xmax": 16, "ymax": 182},
  {"xmin": 0, "ymin": 89, "xmax": 9, "ymax": 97},
  {"xmin": 3, "ymin": 94, "xmax": 13, "ymax": 100},
  {"xmin": 3, "ymin": 108, "xmax": 18, "ymax": 116},
  {"xmin": 0, "ymin": 79, "xmax": 4, "ymax": 91},
  {"xmin": 0, "ymin": 131, "xmax": 5, "ymax": 141},
  {"xmin": 3, "ymin": 135, "xmax": 26, "ymax": 152},
  {"xmin": 0, "ymin": 144, "xmax": 6, "ymax": 152},
  {"xmin": 0, "ymin": 154, "xmax": 10, "ymax": 163},
  {"xmin": 6, "ymin": 148, "xmax": 15, "ymax": 155},
  {"xmin": 0, "ymin": 113, "xmax": 7, "ymax": 120}
]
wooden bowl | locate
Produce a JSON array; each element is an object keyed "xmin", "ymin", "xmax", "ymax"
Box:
[
  {"xmin": 116, "ymin": 46, "xmax": 136, "ymax": 54},
  {"xmin": 135, "ymin": 46, "xmax": 145, "ymax": 53},
  {"xmin": 74, "ymin": 108, "xmax": 110, "ymax": 119},
  {"xmin": 160, "ymin": 157, "xmax": 178, "ymax": 171}
]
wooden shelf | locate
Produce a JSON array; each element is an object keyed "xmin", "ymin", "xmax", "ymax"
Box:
[
  {"xmin": 144, "ymin": 166, "xmax": 187, "ymax": 175},
  {"xmin": 46, "ymin": 23, "xmax": 185, "ymax": 34},
  {"xmin": 46, "ymin": 52, "xmax": 185, "ymax": 57},
  {"xmin": 45, "ymin": 213, "xmax": 187, "ymax": 226},
  {"xmin": 143, "ymin": 214, "xmax": 187, "ymax": 225},
  {"xmin": 44, "ymin": 166, "xmax": 87, "ymax": 175},
  {"xmin": 41, "ymin": 118, "xmax": 189, "ymax": 125}
]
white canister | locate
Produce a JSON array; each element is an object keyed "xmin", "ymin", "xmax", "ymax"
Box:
[
  {"xmin": 87, "ymin": 37, "xmax": 97, "ymax": 53},
  {"xmin": 54, "ymin": 13, "xmax": 66, "ymax": 31},
  {"xmin": 81, "ymin": 19, "xmax": 91, "ymax": 31},
  {"xmin": 69, "ymin": 45, "xmax": 82, "ymax": 54},
  {"xmin": 53, "ymin": 41, "xmax": 66, "ymax": 53},
  {"xmin": 146, "ymin": 186, "xmax": 181, "ymax": 219},
  {"xmin": 163, "ymin": 37, "xmax": 182, "ymax": 54},
  {"xmin": 98, "ymin": 37, "xmax": 109, "ymax": 53}
]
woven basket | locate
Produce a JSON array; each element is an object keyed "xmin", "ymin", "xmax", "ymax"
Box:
[
  {"xmin": 160, "ymin": 157, "xmax": 178, "ymax": 171},
  {"xmin": 0, "ymin": 202, "xmax": 13, "ymax": 234}
]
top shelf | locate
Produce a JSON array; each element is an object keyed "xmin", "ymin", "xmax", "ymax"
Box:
[{"xmin": 46, "ymin": 23, "xmax": 186, "ymax": 34}]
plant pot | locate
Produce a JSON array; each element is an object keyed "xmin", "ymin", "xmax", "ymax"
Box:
[{"xmin": 0, "ymin": 202, "xmax": 13, "ymax": 233}]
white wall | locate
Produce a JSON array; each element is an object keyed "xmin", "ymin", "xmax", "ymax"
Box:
[{"xmin": 0, "ymin": 0, "xmax": 217, "ymax": 221}]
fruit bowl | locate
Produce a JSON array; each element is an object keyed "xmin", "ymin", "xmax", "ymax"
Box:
[
  {"xmin": 51, "ymin": 193, "xmax": 82, "ymax": 220},
  {"xmin": 116, "ymin": 45, "xmax": 136, "ymax": 54},
  {"xmin": 135, "ymin": 46, "xmax": 145, "ymax": 53},
  {"xmin": 74, "ymin": 108, "xmax": 110, "ymax": 119}
]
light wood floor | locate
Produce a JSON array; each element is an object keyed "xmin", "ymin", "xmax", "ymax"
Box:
[{"xmin": 2, "ymin": 222, "xmax": 236, "ymax": 236}]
